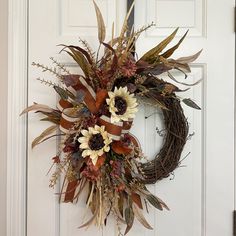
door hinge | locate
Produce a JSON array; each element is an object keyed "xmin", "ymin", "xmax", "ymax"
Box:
[{"xmin": 233, "ymin": 210, "xmax": 236, "ymax": 235}]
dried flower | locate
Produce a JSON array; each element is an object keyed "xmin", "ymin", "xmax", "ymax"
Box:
[
  {"xmin": 81, "ymin": 159, "xmax": 101, "ymax": 181},
  {"xmin": 106, "ymin": 87, "xmax": 138, "ymax": 123},
  {"xmin": 120, "ymin": 59, "xmax": 137, "ymax": 78},
  {"xmin": 78, "ymin": 125, "xmax": 112, "ymax": 165}
]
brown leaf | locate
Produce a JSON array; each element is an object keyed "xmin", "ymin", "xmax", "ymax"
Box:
[
  {"xmin": 93, "ymin": 0, "xmax": 106, "ymax": 42},
  {"xmin": 65, "ymin": 45, "xmax": 93, "ymax": 65},
  {"xmin": 161, "ymin": 30, "xmax": 189, "ymax": 58},
  {"xmin": 101, "ymin": 42, "xmax": 118, "ymax": 79},
  {"xmin": 182, "ymin": 98, "xmax": 201, "ymax": 110},
  {"xmin": 139, "ymin": 28, "xmax": 179, "ymax": 62},
  {"xmin": 63, "ymin": 74, "xmax": 80, "ymax": 87},
  {"xmin": 95, "ymin": 154, "xmax": 105, "ymax": 168},
  {"xmin": 162, "ymin": 83, "xmax": 182, "ymax": 95},
  {"xmin": 176, "ymin": 49, "xmax": 203, "ymax": 64},
  {"xmin": 168, "ymin": 72, "xmax": 202, "ymax": 86},
  {"xmin": 63, "ymin": 47, "xmax": 90, "ymax": 78},
  {"xmin": 132, "ymin": 204, "xmax": 153, "ymax": 230},
  {"xmin": 31, "ymin": 125, "xmax": 58, "ymax": 149},
  {"xmin": 118, "ymin": 194, "xmax": 124, "ymax": 217},
  {"xmin": 20, "ymin": 103, "xmax": 54, "ymax": 115},
  {"xmin": 131, "ymin": 192, "xmax": 143, "ymax": 209},
  {"xmin": 95, "ymin": 89, "xmax": 108, "ymax": 110},
  {"xmin": 119, "ymin": 2, "xmax": 135, "ymax": 39},
  {"xmin": 79, "ymin": 193, "xmax": 99, "ymax": 228}
]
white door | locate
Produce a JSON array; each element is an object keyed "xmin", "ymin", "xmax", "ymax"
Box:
[{"xmin": 27, "ymin": 1, "xmax": 235, "ymax": 236}]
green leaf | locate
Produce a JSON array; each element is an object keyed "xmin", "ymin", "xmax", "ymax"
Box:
[
  {"xmin": 146, "ymin": 194, "xmax": 169, "ymax": 211},
  {"xmin": 139, "ymin": 28, "xmax": 179, "ymax": 62},
  {"xmin": 53, "ymin": 86, "xmax": 68, "ymax": 100},
  {"xmin": 182, "ymin": 98, "xmax": 201, "ymax": 110},
  {"xmin": 93, "ymin": 0, "xmax": 106, "ymax": 42},
  {"xmin": 146, "ymin": 194, "xmax": 163, "ymax": 211},
  {"xmin": 124, "ymin": 207, "xmax": 134, "ymax": 235}
]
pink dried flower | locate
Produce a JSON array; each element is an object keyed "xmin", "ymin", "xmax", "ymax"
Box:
[
  {"xmin": 110, "ymin": 160, "xmax": 122, "ymax": 178},
  {"xmin": 81, "ymin": 159, "xmax": 101, "ymax": 181},
  {"xmin": 120, "ymin": 59, "xmax": 137, "ymax": 78}
]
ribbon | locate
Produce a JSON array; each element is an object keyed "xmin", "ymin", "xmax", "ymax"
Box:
[
  {"xmin": 57, "ymin": 75, "xmax": 134, "ymax": 140},
  {"xmin": 58, "ymin": 76, "xmax": 138, "ymax": 203}
]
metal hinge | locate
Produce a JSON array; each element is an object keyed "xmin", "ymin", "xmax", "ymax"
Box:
[{"xmin": 234, "ymin": 210, "xmax": 236, "ymax": 235}]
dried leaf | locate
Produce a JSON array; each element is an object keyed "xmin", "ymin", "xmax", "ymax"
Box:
[
  {"xmin": 63, "ymin": 48, "xmax": 90, "ymax": 78},
  {"xmin": 93, "ymin": 0, "xmax": 106, "ymax": 42},
  {"xmin": 54, "ymin": 86, "xmax": 68, "ymax": 100},
  {"xmin": 146, "ymin": 194, "xmax": 169, "ymax": 211},
  {"xmin": 168, "ymin": 72, "xmax": 202, "ymax": 86},
  {"xmin": 155, "ymin": 196, "xmax": 170, "ymax": 211},
  {"xmin": 143, "ymin": 63, "xmax": 172, "ymax": 75},
  {"xmin": 165, "ymin": 58, "xmax": 191, "ymax": 73},
  {"xmin": 132, "ymin": 204, "xmax": 153, "ymax": 230},
  {"xmin": 102, "ymin": 42, "xmax": 118, "ymax": 79},
  {"xmin": 182, "ymin": 98, "xmax": 201, "ymax": 110},
  {"xmin": 118, "ymin": 194, "xmax": 124, "ymax": 217},
  {"xmin": 146, "ymin": 194, "xmax": 163, "ymax": 211},
  {"xmin": 65, "ymin": 45, "xmax": 93, "ymax": 65},
  {"xmin": 32, "ymin": 125, "xmax": 57, "ymax": 148},
  {"xmin": 79, "ymin": 195, "xmax": 99, "ymax": 228},
  {"xmin": 20, "ymin": 103, "xmax": 54, "ymax": 115},
  {"xmin": 95, "ymin": 154, "xmax": 105, "ymax": 168},
  {"xmin": 40, "ymin": 117, "xmax": 59, "ymax": 124},
  {"xmin": 40, "ymin": 111, "xmax": 61, "ymax": 124},
  {"xmin": 63, "ymin": 74, "xmax": 80, "ymax": 87},
  {"xmin": 139, "ymin": 28, "xmax": 179, "ymax": 62},
  {"xmin": 95, "ymin": 89, "xmax": 108, "ymax": 110},
  {"xmin": 107, "ymin": 37, "xmax": 122, "ymax": 48},
  {"xmin": 176, "ymin": 49, "xmax": 203, "ymax": 64},
  {"xmin": 162, "ymin": 83, "xmax": 184, "ymax": 94},
  {"xmin": 124, "ymin": 207, "xmax": 134, "ymax": 235},
  {"xmin": 131, "ymin": 192, "xmax": 143, "ymax": 209},
  {"xmin": 161, "ymin": 30, "xmax": 189, "ymax": 58},
  {"xmin": 119, "ymin": 2, "xmax": 135, "ymax": 39}
]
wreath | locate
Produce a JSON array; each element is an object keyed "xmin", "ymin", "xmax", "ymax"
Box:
[{"xmin": 22, "ymin": 2, "xmax": 201, "ymax": 234}]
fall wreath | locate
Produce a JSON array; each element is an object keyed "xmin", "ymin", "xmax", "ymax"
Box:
[{"xmin": 22, "ymin": 2, "xmax": 201, "ymax": 234}]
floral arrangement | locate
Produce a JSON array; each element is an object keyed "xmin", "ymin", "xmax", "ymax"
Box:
[{"xmin": 22, "ymin": 1, "xmax": 201, "ymax": 234}]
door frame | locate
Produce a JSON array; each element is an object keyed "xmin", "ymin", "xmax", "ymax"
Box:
[
  {"xmin": 7, "ymin": 0, "xmax": 28, "ymax": 235},
  {"xmin": 6, "ymin": 1, "xmax": 236, "ymax": 236}
]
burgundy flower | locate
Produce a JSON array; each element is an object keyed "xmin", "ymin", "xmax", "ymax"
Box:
[{"xmin": 120, "ymin": 59, "xmax": 137, "ymax": 78}]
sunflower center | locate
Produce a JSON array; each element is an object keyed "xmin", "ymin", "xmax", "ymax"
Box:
[
  {"xmin": 114, "ymin": 96, "xmax": 127, "ymax": 115},
  {"xmin": 88, "ymin": 133, "xmax": 105, "ymax": 150}
]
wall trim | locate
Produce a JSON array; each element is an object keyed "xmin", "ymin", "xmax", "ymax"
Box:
[{"xmin": 7, "ymin": 0, "xmax": 28, "ymax": 235}]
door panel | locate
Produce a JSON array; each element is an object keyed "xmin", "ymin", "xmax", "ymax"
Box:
[{"xmin": 27, "ymin": 0, "xmax": 235, "ymax": 235}]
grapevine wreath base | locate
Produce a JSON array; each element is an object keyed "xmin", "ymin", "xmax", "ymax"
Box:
[
  {"xmin": 141, "ymin": 96, "xmax": 189, "ymax": 184},
  {"xmin": 22, "ymin": 1, "xmax": 201, "ymax": 234}
]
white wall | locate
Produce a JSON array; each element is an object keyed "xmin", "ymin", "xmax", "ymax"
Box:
[{"xmin": 0, "ymin": 0, "xmax": 8, "ymax": 234}]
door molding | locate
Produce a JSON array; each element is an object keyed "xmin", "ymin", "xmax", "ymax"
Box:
[{"xmin": 7, "ymin": 0, "xmax": 28, "ymax": 235}]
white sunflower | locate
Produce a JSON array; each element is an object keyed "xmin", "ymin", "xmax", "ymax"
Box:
[
  {"xmin": 106, "ymin": 87, "xmax": 138, "ymax": 123},
  {"xmin": 78, "ymin": 125, "xmax": 112, "ymax": 165}
]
